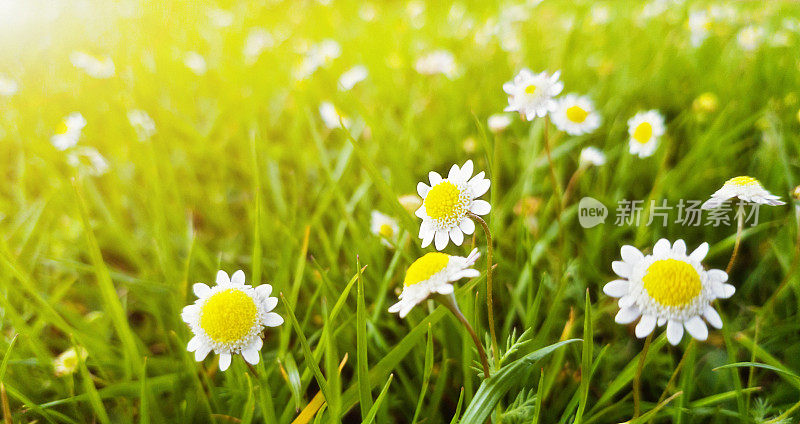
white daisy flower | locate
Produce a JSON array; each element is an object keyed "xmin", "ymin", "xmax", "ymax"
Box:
[
  {"xmin": 182, "ymin": 270, "xmax": 283, "ymax": 371},
  {"xmin": 388, "ymin": 249, "xmax": 480, "ymax": 318},
  {"xmin": 503, "ymin": 69, "xmax": 563, "ymax": 120},
  {"xmin": 551, "ymin": 94, "xmax": 602, "ymax": 136},
  {"xmin": 603, "ymin": 239, "xmax": 735, "ymax": 345},
  {"xmin": 338, "ymin": 65, "xmax": 368, "ymax": 91},
  {"xmin": 319, "ymin": 101, "xmax": 351, "ymax": 129},
  {"xmin": 184, "ymin": 52, "xmax": 207, "ymax": 75},
  {"xmin": 487, "ymin": 113, "xmax": 512, "ymax": 134},
  {"xmin": 415, "ymin": 160, "xmax": 491, "ymax": 250},
  {"xmin": 701, "ymin": 176, "xmax": 786, "ymax": 210},
  {"xmin": 370, "ymin": 210, "xmax": 400, "ymax": 248},
  {"xmin": 67, "ymin": 147, "xmax": 109, "ymax": 176},
  {"xmin": 53, "ymin": 347, "xmax": 88, "ymax": 377},
  {"xmin": 51, "ymin": 112, "xmax": 87, "ymax": 151},
  {"xmin": 70, "ymin": 52, "xmax": 115, "ymax": 79},
  {"xmin": 127, "ymin": 109, "xmax": 156, "ymax": 142},
  {"xmin": 688, "ymin": 10, "xmax": 712, "ymax": 47},
  {"xmin": 627, "ymin": 110, "xmax": 665, "ymax": 158},
  {"xmin": 579, "ymin": 146, "xmax": 606, "ymax": 167},
  {"xmin": 243, "ymin": 28, "xmax": 275, "ymax": 64},
  {"xmin": 0, "ymin": 75, "xmax": 18, "ymax": 96},
  {"xmin": 737, "ymin": 25, "xmax": 765, "ymax": 51},
  {"xmin": 415, "ymin": 50, "xmax": 459, "ymax": 79}
]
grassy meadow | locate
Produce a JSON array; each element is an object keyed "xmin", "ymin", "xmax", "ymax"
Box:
[{"xmin": 1, "ymin": 0, "xmax": 800, "ymax": 422}]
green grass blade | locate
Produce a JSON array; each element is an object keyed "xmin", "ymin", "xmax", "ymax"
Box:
[{"xmin": 356, "ymin": 257, "xmax": 373, "ymax": 419}]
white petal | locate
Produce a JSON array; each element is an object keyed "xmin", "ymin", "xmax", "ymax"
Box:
[
  {"xmin": 470, "ymin": 178, "xmax": 490, "ymax": 198},
  {"xmin": 603, "ymin": 279, "xmax": 629, "ymax": 298},
  {"xmin": 618, "ymin": 295, "xmax": 636, "ymax": 309},
  {"xmin": 231, "ymin": 270, "xmax": 246, "ymax": 285},
  {"xmin": 256, "ymin": 284, "xmax": 273, "ymax": 298},
  {"xmin": 195, "ymin": 346, "xmax": 211, "ymax": 362},
  {"xmin": 703, "ymin": 306, "xmax": 723, "ymax": 329},
  {"xmin": 434, "ymin": 230, "xmax": 449, "ymax": 251},
  {"xmin": 684, "ymin": 316, "xmax": 708, "ymax": 341},
  {"xmin": 452, "ymin": 269, "xmax": 480, "ymax": 280},
  {"xmin": 615, "ymin": 306, "xmax": 641, "ymax": 324},
  {"xmin": 434, "ymin": 284, "xmax": 454, "ymax": 294},
  {"xmin": 620, "ymin": 245, "xmax": 644, "ymax": 264},
  {"xmin": 421, "ymin": 229, "xmax": 435, "ymax": 248},
  {"xmin": 449, "ymin": 228, "xmax": 464, "ymax": 246},
  {"xmin": 219, "ymin": 353, "xmax": 232, "ymax": 371},
  {"xmin": 262, "ymin": 297, "xmax": 278, "ymax": 312},
  {"xmin": 447, "ymin": 164, "xmax": 461, "ymax": 180},
  {"xmin": 666, "ymin": 320, "xmax": 684, "ymax": 345},
  {"xmin": 653, "ymin": 239, "xmax": 671, "ymax": 256},
  {"xmin": 657, "ymin": 317, "xmax": 667, "ymax": 327},
  {"xmin": 672, "ymin": 240, "xmax": 686, "ymax": 256},
  {"xmin": 428, "ymin": 171, "xmax": 442, "ymax": 185},
  {"xmin": 388, "ymin": 301, "xmax": 402, "ymax": 313},
  {"xmin": 264, "ymin": 312, "xmax": 284, "ymax": 327},
  {"xmin": 611, "ymin": 261, "xmax": 632, "ymax": 278},
  {"xmin": 216, "ymin": 270, "xmax": 230, "ymax": 285},
  {"xmin": 187, "ymin": 336, "xmax": 201, "ymax": 352},
  {"xmin": 193, "ymin": 283, "xmax": 211, "ymax": 298},
  {"xmin": 242, "ymin": 346, "xmax": 260, "ymax": 365},
  {"xmin": 181, "ymin": 305, "xmax": 199, "ymax": 323},
  {"xmin": 708, "ymin": 269, "xmax": 728, "ymax": 283},
  {"xmin": 415, "ymin": 205, "xmax": 427, "ymax": 219},
  {"xmin": 689, "ymin": 243, "xmax": 709, "ymax": 262},
  {"xmin": 460, "ymin": 160, "xmax": 474, "ymax": 180},
  {"xmin": 417, "ymin": 182, "xmax": 430, "ymax": 198},
  {"xmin": 470, "ymin": 200, "xmax": 491, "ymax": 215},
  {"xmin": 635, "ymin": 315, "xmax": 656, "ymax": 338},
  {"xmin": 460, "ymin": 218, "xmax": 475, "ymax": 235},
  {"xmin": 721, "ymin": 284, "xmax": 736, "ymax": 299}
]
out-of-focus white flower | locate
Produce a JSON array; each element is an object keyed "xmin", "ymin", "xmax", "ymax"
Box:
[
  {"xmin": 770, "ymin": 30, "xmax": 791, "ymax": 47},
  {"xmin": 243, "ymin": 28, "xmax": 274, "ymax": 64},
  {"xmin": 701, "ymin": 176, "xmax": 785, "ymax": 209},
  {"xmin": 406, "ymin": 0, "xmax": 426, "ymax": 28},
  {"xmin": 0, "ymin": 75, "xmax": 18, "ymax": 96},
  {"xmin": 51, "ymin": 112, "xmax": 87, "ymax": 151},
  {"xmin": 207, "ymin": 8, "xmax": 234, "ymax": 28},
  {"xmin": 128, "ymin": 110, "xmax": 156, "ymax": 142},
  {"xmin": 579, "ymin": 147, "xmax": 606, "ymax": 167},
  {"xmin": 359, "ymin": 3, "xmax": 377, "ymax": 21},
  {"xmin": 67, "ymin": 147, "xmax": 109, "ymax": 176},
  {"xmin": 54, "ymin": 347, "xmax": 88, "ymax": 377},
  {"xmin": 640, "ymin": 0, "xmax": 670, "ymax": 20},
  {"xmin": 688, "ymin": 10, "xmax": 712, "ymax": 47},
  {"xmin": 319, "ymin": 102, "xmax": 351, "ymax": 129},
  {"xmin": 737, "ymin": 25, "xmax": 765, "ymax": 51},
  {"xmin": 338, "ymin": 65, "xmax": 368, "ymax": 91},
  {"xmin": 415, "ymin": 50, "xmax": 459, "ymax": 79},
  {"xmin": 294, "ymin": 39, "xmax": 341, "ymax": 80},
  {"xmin": 590, "ymin": 4, "xmax": 610, "ymax": 25},
  {"xmin": 551, "ymin": 94, "xmax": 602, "ymax": 136},
  {"xmin": 370, "ymin": 210, "xmax": 400, "ymax": 248},
  {"xmin": 184, "ymin": 52, "xmax": 208, "ymax": 75},
  {"xmin": 627, "ymin": 110, "xmax": 665, "ymax": 158},
  {"xmin": 70, "ymin": 52, "xmax": 115, "ymax": 79},
  {"xmin": 487, "ymin": 113, "xmax": 513, "ymax": 134},
  {"xmin": 503, "ymin": 69, "xmax": 563, "ymax": 120}
]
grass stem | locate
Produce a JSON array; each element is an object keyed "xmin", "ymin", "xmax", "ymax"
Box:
[{"xmin": 467, "ymin": 212, "xmax": 499, "ymax": 370}]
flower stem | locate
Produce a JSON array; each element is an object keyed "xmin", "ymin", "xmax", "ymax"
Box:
[
  {"xmin": 467, "ymin": 212, "xmax": 499, "ymax": 369},
  {"xmin": 633, "ymin": 333, "xmax": 653, "ymax": 419},
  {"xmin": 726, "ymin": 209, "xmax": 745, "ymax": 274},
  {"xmin": 436, "ymin": 293, "xmax": 490, "ymax": 379},
  {"xmin": 652, "ymin": 339, "xmax": 694, "ymax": 420}
]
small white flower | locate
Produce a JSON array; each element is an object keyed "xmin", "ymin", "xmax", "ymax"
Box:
[
  {"xmin": 701, "ymin": 176, "xmax": 785, "ymax": 209},
  {"xmin": 67, "ymin": 147, "xmax": 109, "ymax": 176},
  {"xmin": 590, "ymin": 4, "xmax": 610, "ymax": 25},
  {"xmin": 127, "ymin": 109, "xmax": 156, "ymax": 142},
  {"xmin": 51, "ymin": 112, "xmax": 87, "ymax": 151},
  {"xmin": 309, "ymin": 39, "xmax": 341, "ymax": 68},
  {"xmin": 503, "ymin": 69, "xmax": 563, "ymax": 120},
  {"xmin": 388, "ymin": 249, "xmax": 480, "ymax": 318},
  {"xmin": 338, "ymin": 65, "xmax": 368, "ymax": 91},
  {"xmin": 319, "ymin": 101, "xmax": 351, "ymax": 129},
  {"xmin": 184, "ymin": 52, "xmax": 207, "ymax": 75},
  {"xmin": 551, "ymin": 94, "xmax": 602, "ymax": 136},
  {"xmin": 370, "ymin": 210, "xmax": 400, "ymax": 248},
  {"xmin": 579, "ymin": 146, "xmax": 606, "ymax": 167},
  {"xmin": 70, "ymin": 52, "xmax": 115, "ymax": 79},
  {"xmin": 627, "ymin": 110, "xmax": 665, "ymax": 158},
  {"xmin": 416, "ymin": 160, "xmax": 491, "ymax": 250},
  {"xmin": 182, "ymin": 270, "xmax": 283, "ymax": 371},
  {"xmin": 688, "ymin": 10, "xmax": 712, "ymax": 47},
  {"xmin": 603, "ymin": 239, "xmax": 734, "ymax": 345},
  {"xmin": 0, "ymin": 75, "xmax": 18, "ymax": 96},
  {"xmin": 207, "ymin": 8, "xmax": 234, "ymax": 28},
  {"xmin": 243, "ymin": 28, "xmax": 274, "ymax": 64},
  {"xmin": 737, "ymin": 25, "xmax": 765, "ymax": 51},
  {"xmin": 53, "ymin": 347, "xmax": 88, "ymax": 377},
  {"xmin": 487, "ymin": 113, "xmax": 512, "ymax": 134},
  {"xmin": 415, "ymin": 50, "xmax": 459, "ymax": 78}
]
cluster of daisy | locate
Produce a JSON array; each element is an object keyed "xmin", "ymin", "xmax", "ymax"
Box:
[{"xmin": 50, "ymin": 112, "xmax": 109, "ymax": 176}]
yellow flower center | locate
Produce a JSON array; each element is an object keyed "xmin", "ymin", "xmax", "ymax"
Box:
[
  {"xmin": 379, "ymin": 223, "xmax": 394, "ymax": 238},
  {"xmin": 200, "ymin": 289, "xmax": 257, "ymax": 344},
  {"xmin": 404, "ymin": 252, "xmax": 450, "ymax": 286},
  {"xmin": 566, "ymin": 105, "xmax": 589, "ymax": 123},
  {"xmin": 424, "ymin": 181, "xmax": 466, "ymax": 223},
  {"xmin": 633, "ymin": 122, "xmax": 653, "ymax": 144},
  {"xmin": 642, "ymin": 259, "xmax": 701, "ymax": 307},
  {"xmin": 56, "ymin": 120, "xmax": 69, "ymax": 135},
  {"xmin": 525, "ymin": 84, "xmax": 537, "ymax": 95},
  {"xmin": 726, "ymin": 176, "xmax": 758, "ymax": 187}
]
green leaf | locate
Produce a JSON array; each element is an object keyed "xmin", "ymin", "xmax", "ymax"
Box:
[
  {"xmin": 362, "ymin": 374, "xmax": 394, "ymax": 424},
  {"xmin": 356, "ymin": 258, "xmax": 373, "ymax": 419}
]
